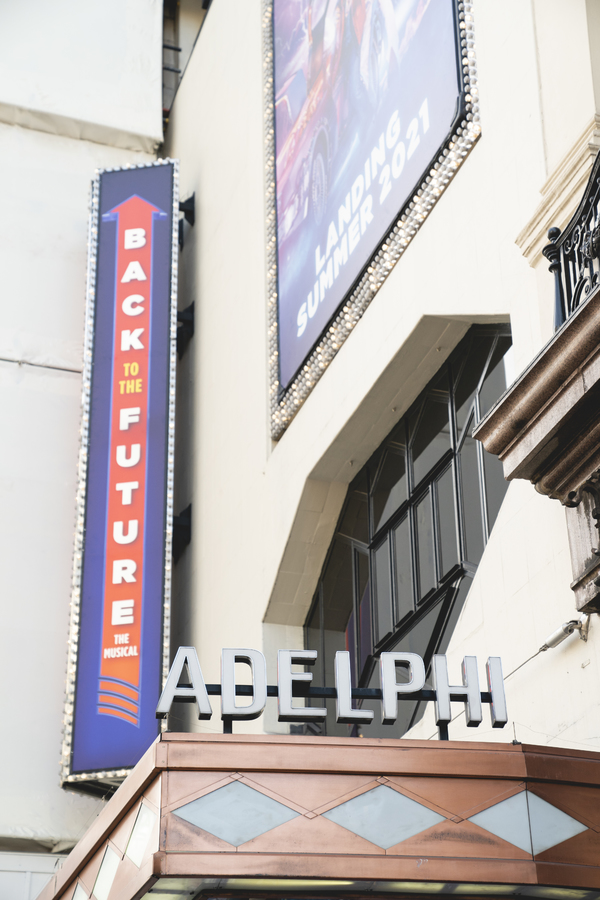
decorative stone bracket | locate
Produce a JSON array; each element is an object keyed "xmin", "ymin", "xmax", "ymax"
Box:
[{"xmin": 565, "ymin": 471, "xmax": 600, "ymax": 612}]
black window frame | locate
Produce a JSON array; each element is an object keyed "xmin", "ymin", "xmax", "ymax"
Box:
[{"xmin": 304, "ymin": 324, "xmax": 512, "ymax": 736}]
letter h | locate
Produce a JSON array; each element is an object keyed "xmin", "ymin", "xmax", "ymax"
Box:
[{"xmin": 432, "ymin": 655, "xmax": 482, "ymax": 727}]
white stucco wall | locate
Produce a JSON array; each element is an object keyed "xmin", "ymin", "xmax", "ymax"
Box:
[
  {"xmin": 0, "ymin": 0, "xmax": 163, "ymax": 863},
  {"xmin": 532, "ymin": 0, "xmax": 596, "ymax": 176},
  {"xmin": 0, "ymin": 853, "xmax": 65, "ymax": 900},
  {"xmin": 0, "ymin": 0, "xmax": 163, "ymax": 150},
  {"xmin": 0, "ymin": 123, "xmax": 156, "ymax": 845},
  {"xmin": 0, "ymin": 0, "xmax": 162, "ymax": 861}
]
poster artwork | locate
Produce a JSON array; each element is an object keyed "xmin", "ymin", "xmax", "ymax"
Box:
[{"xmin": 273, "ymin": 0, "xmax": 461, "ymax": 388}]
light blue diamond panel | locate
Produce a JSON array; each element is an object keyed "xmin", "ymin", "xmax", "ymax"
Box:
[
  {"xmin": 468, "ymin": 791, "xmax": 588, "ymax": 856},
  {"xmin": 469, "ymin": 791, "xmax": 532, "ymax": 853},
  {"xmin": 322, "ymin": 785, "xmax": 445, "ymax": 849},
  {"xmin": 173, "ymin": 780, "xmax": 299, "ymax": 847},
  {"xmin": 527, "ymin": 791, "xmax": 588, "ymax": 855}
]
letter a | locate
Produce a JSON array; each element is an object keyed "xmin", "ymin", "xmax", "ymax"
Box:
[
  {"xmin": 121, "ymin": 261, "xmax": 147, "ymax": 283},
  {"xmin": 156, "ymin": 646, "xmax": 212, "ymax": 720}
]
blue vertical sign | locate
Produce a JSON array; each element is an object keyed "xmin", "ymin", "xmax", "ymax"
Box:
[{"xmin": 62, "ymin": 161, "xmax": 178, "ymax": 786}]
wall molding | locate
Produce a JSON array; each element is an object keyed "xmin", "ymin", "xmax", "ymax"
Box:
[
  {"xmin": 517, "ymin": 116, "xmax": 600, "ymax": 266},
  {"xmin": 0, "ymin": 102, "xmax": 161, "ymax": 154}
]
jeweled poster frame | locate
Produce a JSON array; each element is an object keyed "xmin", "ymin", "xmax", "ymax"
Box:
[
  {"xmin": 264, "ymin": 0, "xmax": 481, "ymax": 439},
  {"xmin": 61, "ymin": 159, "xmax": 179, "ymax": 793}
]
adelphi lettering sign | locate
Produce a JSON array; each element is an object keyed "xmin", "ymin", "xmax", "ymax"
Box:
[{"xmin": 157, "ymin": 648, "xmax": 508, "ymax": 737}]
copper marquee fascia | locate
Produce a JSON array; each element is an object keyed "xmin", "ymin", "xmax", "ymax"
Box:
[{"xmin": 40, "ymin": 733, "xmax": 600, "ymax": 900}]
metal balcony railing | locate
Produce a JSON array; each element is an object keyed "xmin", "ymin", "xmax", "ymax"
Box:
[{"xmin": 543, "ymin": 151, "xmax": 600, "ymax": 330}]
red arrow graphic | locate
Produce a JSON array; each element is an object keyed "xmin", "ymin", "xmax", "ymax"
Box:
[{"xmin": 98, "ymin": 195, "xmax": 164, "ymax": 726}]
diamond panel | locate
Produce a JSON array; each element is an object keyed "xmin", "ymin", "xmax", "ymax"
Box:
[
  {"xmin": 468, "ymin": 790, "xmax": 589, "ymax": 856},
  {"xmin": 322, "ymin": 785, "xmax": 445, "ymax": 849},
  {"xmin": 527, "ymin": 792, "xmax": 588, "ymax": 855},
  {"xmin": 92, "ymin": 846, "xmax": 119, "ymax": 900},
  {"xmin": 126, "ymin": 802, "xmax": 157, "ymax": 866},
  {"xmin": 468, "ymin": 792, "xmax": 532, "ymax": 854},
  {"xmin": 173, "ymin": 780, "xmax": 299, "ymax": 847}
]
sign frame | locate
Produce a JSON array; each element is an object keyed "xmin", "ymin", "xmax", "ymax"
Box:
[
  {"xmin": 61, "ymin": 159, "xmax": 179, "ymax": 793},
  {"xmin": 264, "ymin": 0, "xmax": 481, "ymax": 438}
]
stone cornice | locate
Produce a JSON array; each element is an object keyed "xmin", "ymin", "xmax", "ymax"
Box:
[
  {"xmin": 0, "ymin": 101, "xmax": 161, "ymax": 153},
  {"xmin": 516, "ymin": 116, "xmax": 600, "ymax": 267},
  {"xmin": 473, "ymin": 288, "xmax": 600, "ymax": 504}
]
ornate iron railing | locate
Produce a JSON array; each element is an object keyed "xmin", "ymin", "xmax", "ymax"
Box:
[{"xmin": 543, "ymin": 152, "xmax": 600, "ymax": 330}]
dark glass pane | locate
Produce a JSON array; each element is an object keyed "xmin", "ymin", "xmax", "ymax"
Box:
[
  {"xmin": 403, "ymin": 596, "xmax": 450, "ymax": 732},
  {"xmin": 436, "ymin": 576, "xmax": 472, "ymax": 656},
  {"xmin": 411, "ymin": 398, "xmax": 450, "ymax": 487},
  {"xmin": 306, "ymin": 597, "xmax": 321, "ymax": 654},
  {"xmin": 453, "ymin": 336, "xmax": 493, "ymax": 435},
  {"xmin": 305, "ymin": 595, "xmax": 323, "ymax": 693},
  {"xmin": 393, "ymin": 515, "xmax": 413, "ymax": 623},
  {"xmin": 346, "ymin": 606, "xmax": 357, "ymax": 688},
  {"xmin": 394, "ymin": 597, "xmax": 444, "ymax": 659},
  {"xmin": 433, "ymin": 368, "xmax": 450, "ymax": 392},
  {"xmin": 388, "ymin": 416, "xmax": 407, "ymax": 444},
  {"xmin": 338, "ymin": 471, "xmax": 369, "ymax": 544},
  {"xmin": 372, "ymin": 450, "xmax": 406, "ymax": 533},
  {"xmin": 404, "ymin": 581, "xmax": 473, "ymax": 733},
  {"xmin": 416, "ymin": 492, "xmax": 436, "ymax": 598},
  {"xmin": 479, "ymin": 337, "xmax": 511, "ymax": 418},
  {"xmin": 460, "ymin": 432, "xmax": 485, "ymax": 564},
  {"xmin": 357, "ymin": 550, "xmax": 371, "ymax": 682},
  {"xmin": 373, "ymin": 537, "xmax": 392, "ymax": 643},
  {"xmin": 483, "ymin": 450, "xmax": 507, "ymax": 532},
  {"xmin": 322, "ymin": 541, "xmax": 354, "ymax": 734},
  {"xmin": 322, "ymin": 541, "xmax": 354, "ymax": 672},
  {"xmin": 437, "ymin": 466, "xmax": 458, "ymax": 577},
  {"xmin": 357, "ymin": 601, "xmax": 445, "ymax": 738}
]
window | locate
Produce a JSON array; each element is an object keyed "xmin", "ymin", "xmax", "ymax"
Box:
[{"xmin": 304, "ymin": 326, "xmax": 511, "ymax": 737}]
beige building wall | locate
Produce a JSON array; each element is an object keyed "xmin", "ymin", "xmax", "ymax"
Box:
[
  {"xmin": 0, "ymin": 0, "xmax": 163, "ymax": 151},
  {"xmin": 165, "ymin": 0, "xmax": 600, "ymax": 751}
]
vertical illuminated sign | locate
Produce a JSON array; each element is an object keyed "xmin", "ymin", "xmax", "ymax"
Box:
[{"xmin": 62, "ymin": 161, "xmax": 178, "ymax": 787}]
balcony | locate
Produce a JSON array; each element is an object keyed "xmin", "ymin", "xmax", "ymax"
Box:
[{"xmin": 474, "ymin": 153, "xmax": 600, "ymax": 613}]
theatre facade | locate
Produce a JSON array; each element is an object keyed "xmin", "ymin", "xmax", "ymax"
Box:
[{"xmin": 5, "ymin": 0, "xmax": 600, "ymax": 898}]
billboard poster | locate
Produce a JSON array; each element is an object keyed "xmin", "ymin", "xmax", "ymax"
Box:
[
  {"xmin": 62, "ymin": 161, "xmax": 178, "ymax": 785},
  {"xmin": 273, "ymin": 0, "xmax": 462, "ymax": 390}
]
